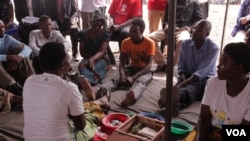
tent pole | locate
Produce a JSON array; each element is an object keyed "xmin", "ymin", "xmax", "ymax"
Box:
[
  {"xmin": 220, "ymin": 0, "xmax": 230, "ymax": 55},
  {"xmin": 165, "ymin": 0, "xmax": 176, "ymax": 140}
]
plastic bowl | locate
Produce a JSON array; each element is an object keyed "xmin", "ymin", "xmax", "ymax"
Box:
[
  {"xmin": 101, "ymin": 113, "xmax": 130, "ymax": 134},
  {"xmin": 138, "ymin": 112, "xmax": 165, "ymax": 122},
  {"xmin": 171, "ymin": 119, "xmax": 194, "ymax": 135}
]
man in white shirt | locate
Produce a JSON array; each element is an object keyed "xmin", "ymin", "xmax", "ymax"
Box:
[{"xmin": 29, "ymin": 15, "xmax": 71, "ymax": 74}]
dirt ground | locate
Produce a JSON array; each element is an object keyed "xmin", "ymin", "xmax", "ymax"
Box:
[{"xmin": 207, "ymin": 4, "xmax": 240, "ymax": 50}]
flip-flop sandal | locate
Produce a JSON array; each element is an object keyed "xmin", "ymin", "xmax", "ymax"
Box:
[
  {"xmin": 96, "ymin": 87, "xmax": 106, "ymax": 100},
  {"xmin": 101, "ymin": 90, "xmax": 111, "ymax": 114},
  {"xmin": 104, "ymin": 89, "xmax": 111, "ymax": 102}
]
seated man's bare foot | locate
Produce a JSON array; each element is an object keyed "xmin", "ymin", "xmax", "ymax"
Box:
[
  {"xmin": 121, "ymin": 91, "xmax": 136, "ymax": 107},
  {"xmin": 78, "ymin": 75, "xmax": 95, "ymax": 100}
]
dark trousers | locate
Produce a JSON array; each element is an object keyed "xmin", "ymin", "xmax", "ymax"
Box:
[
  {"xmin": 18, "ymin": 23, "xmax": 39, "ymax": 44},
  {"xmin": 178, "ymin": 74, "xmax": 208, "ymax": 108},
  {"xmin": 58, "ymin": 20, "xmax": 79, "ymax": 58},
  {"xmin": 0, "ymin": 58, "xmax": 35, "ymax": 88},
  {"xmin": 110, "ymin": 25, "xmax": 130, "ymax": 49}
]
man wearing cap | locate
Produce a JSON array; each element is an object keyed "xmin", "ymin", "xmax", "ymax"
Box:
[{"xmin": 77, "ymin": 9, "xmax": 111, "ymax": 86}]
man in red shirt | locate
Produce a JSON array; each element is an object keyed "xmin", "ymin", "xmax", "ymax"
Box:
[
  {"xmin": 147, "ymin": 0, "xmax": 167, "ymax": 33},
  {"xmin": 108, "ymin": 0, "xmax": 142, "ymax": 49}
]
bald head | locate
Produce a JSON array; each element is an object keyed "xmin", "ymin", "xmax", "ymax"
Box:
[{"xmin": 195, "ymin": 19, "xmax": 212, "ymax": 36}]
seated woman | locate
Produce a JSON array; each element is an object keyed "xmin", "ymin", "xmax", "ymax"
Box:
[
  {"xmin": 78, "ymin": 9, "xmax": 111, "ymax": 85},
  {"xmin": 195, "ymin": 42, "xmax": 250, "ymax": 141},
  {"xmin": 23, "ymin": 42, "xmax": 86, "ymax": 140}
]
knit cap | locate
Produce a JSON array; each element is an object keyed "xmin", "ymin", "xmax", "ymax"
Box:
[{"xmin": 224, "ymin": 42, "xmax": 250, "ymax": 72}]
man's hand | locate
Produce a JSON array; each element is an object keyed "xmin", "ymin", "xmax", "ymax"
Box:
[
  {"xmin": 87, "ymin": 59, "xmax": 101, "ymax": 79},
  {"xmin": 178, "ymin": 26, "xmax": 191, "ymax": 33},
  {"xmin": 246, "ymin": 15, "xmax": 250, "ymax": 21},
  {"xmin": 87, "ymin": 58, "xmax": 95, "ymax": 71},
  {"xmin": 6, "ymin": 55, "xmax": 23, "ymax": 71},
  {"xmin": 176, "ymin": 73, "xmax": 186, "ymax": 86},
  {"xmin": 110, "ymin": 25, "xmax": 121, "ymax": 32},
  {"xmin": 7, "ymin": 55, "xmax": 23, "ymax": 64},
  {"xmin": 7, "ymin": 62, "xmax": 19, "ymax": 71},
  {"xmin": 163, "ymin": 24, "xmax": 168, "ymax": 34}
]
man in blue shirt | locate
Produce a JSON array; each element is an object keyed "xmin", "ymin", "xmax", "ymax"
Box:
[
  {"xmin": 159, "ymin": 20, "xmax": 219, "ymax": 113},
  {"xmin": 177, "ymin": 19, "xmax": 219, "ymax": 109},
  {"xmin": 0, "ymin": 20, "xmax": 34, "ymax": 97}
]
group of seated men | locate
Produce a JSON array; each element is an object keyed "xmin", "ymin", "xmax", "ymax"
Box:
[
  {"xmin": 0, "ymin": 0, "xmax": 224, "ymax": 114},
  {"xmin": 2, "ymin": 0, "xmax": 250, "ymax": 140}
]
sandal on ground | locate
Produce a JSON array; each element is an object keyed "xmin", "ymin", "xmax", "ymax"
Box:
[
  {"xmin": 100, "ymin": 91, "xmax": 111, "ymax": 114},
  {"xmin": 96, "ymin": 88, "xmax": 111, "ymax": 114},
  {"xmin": 96, "ymin": 87, "xmax": 110, "ymax": 101}
]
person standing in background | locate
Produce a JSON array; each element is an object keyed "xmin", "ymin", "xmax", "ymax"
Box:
[
  {"xmin": 231, "ymin": 0, "xmax": 250, "ymax": 42},
  {"xmin": 0, "ymin": 0, "xmax": 19, "ymax": 39},
  {"xmin": 81, "ymin": 0, "xmax": 96, "ymax": 30},
  {"xmin": 147, "ymin": 0, "xmax": 167, "ymax": 33},
  {"xmin": 81, "ymin": 0, "xmax": 107, "ymax": 30},
  {"xmin": 108, "ymin": 0, "xmax": 142, "ymax": 50},
  {"xmin": 13, "ymin": 0, "xmax": 46, "ymax": 44}
]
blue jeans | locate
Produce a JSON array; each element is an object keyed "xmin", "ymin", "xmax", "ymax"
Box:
[
  {"xmin": 78, "ymin": 58, "xmax": 109, "ymax": 85},
  {"xmin": 98, "ymin": 67, "xmax": 153, "ymax": 100}
]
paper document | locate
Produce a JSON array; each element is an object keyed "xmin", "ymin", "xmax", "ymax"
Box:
[{"xmin": 22, "ymin": 16, "xmax": 39, "ymax": 24}]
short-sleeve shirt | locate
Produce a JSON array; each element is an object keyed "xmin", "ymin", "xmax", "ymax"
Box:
[
  {"xmin": 121, "ymin": 37, "xmax": 155, "ymax": 68},
  {"xmin": 178, "ymin": 38, "xmax": 219, "ymax": 80},
  {"xmin": 78, "ymin": 29, "xmax": 111, "ymax": 58},
  {"xmin": 147, "ymin": 0, "xmax": 167, "ymax": 11},
  {"xmin": 108, "ymin": 0, "xmax": 142, "ymax": 25},
  {"xmin": 202, "ymin": 76, "xmax": 250, "ymax": 129},
  {"xmin": 23, "ymin": 73, "xmax": 84, "ymax": 141}
]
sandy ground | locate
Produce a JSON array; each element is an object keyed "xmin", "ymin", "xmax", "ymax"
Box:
[{"xmin": 207, "ymin": 4, "xmax": 240, "ymax": 49}]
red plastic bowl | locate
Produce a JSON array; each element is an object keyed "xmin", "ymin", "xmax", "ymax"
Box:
[{"xmin": 101, "ymin": 113, "xmax": 130, "ymax": 134}]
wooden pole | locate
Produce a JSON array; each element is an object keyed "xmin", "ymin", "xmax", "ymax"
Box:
[
  {"xmin": 165, "ymin": 0, "xmax": 176, "ymax": 140},
  {"xmin": 220, "ymin": 0, "xmax": 230, "ymax": 55}
]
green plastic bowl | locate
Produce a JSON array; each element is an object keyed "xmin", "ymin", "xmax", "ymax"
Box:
[{"xmin": 171, "ymin": 119, "xmax": 194, "ymax": 135}]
